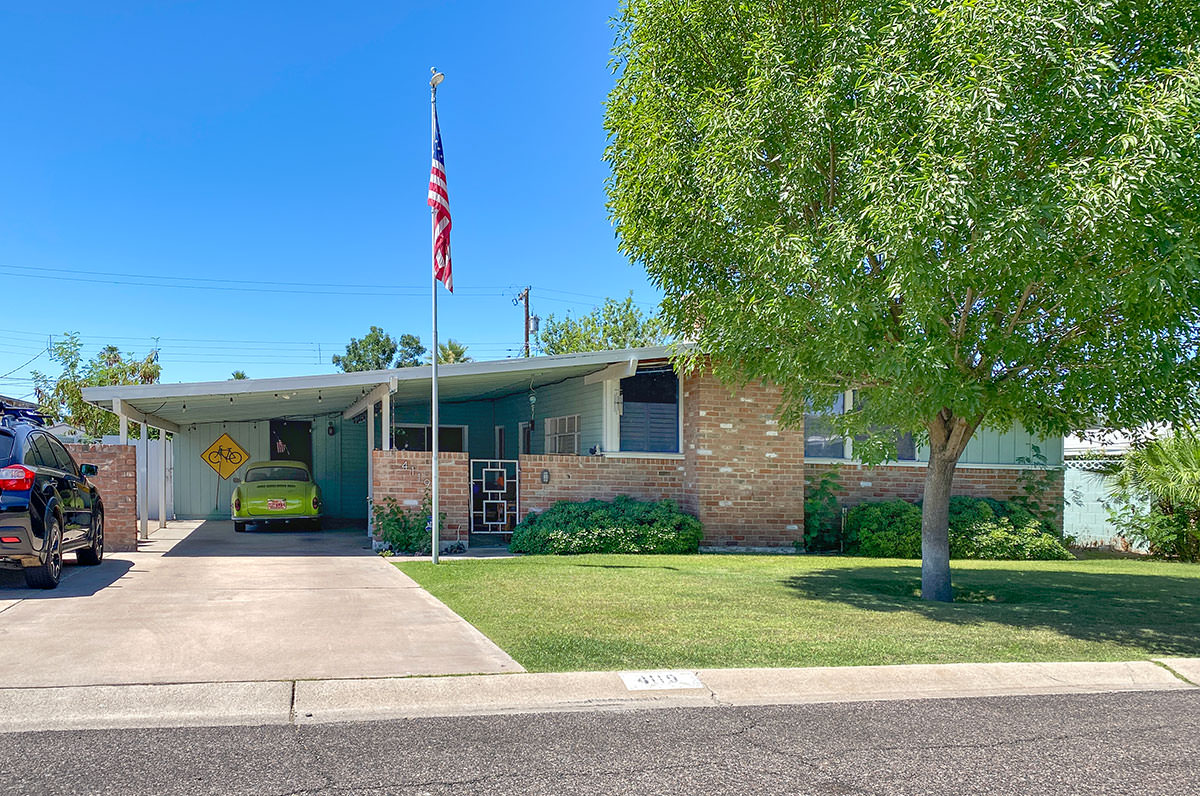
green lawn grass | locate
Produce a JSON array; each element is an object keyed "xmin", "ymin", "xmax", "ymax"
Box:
[{"xmin": 395, "ymin": 555, "xmax": 1200, "ymax": 673}]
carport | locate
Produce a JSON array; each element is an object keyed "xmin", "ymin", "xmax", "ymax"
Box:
[{"xmin": 80, "ymin": 350, "xmax": 649, "ymax": 542}]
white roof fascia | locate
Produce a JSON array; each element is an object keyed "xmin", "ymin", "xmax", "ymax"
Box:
[
  {"xmin": 81, "ymin": 346, "xmax": 677, "ymax": 406},
  {"xmin": 583, "ymin": 357, "xmax": 639, "ymax": 385}
]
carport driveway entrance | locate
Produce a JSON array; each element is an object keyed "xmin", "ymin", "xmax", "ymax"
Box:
[{"xmin": 0, "ymin": 521, "xmax": 521, "ymax": 687}]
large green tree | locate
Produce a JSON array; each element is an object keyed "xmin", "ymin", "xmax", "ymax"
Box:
[
  {"xmin": 332, "ymin": 327, "xmax": 427, "ymax": 371},
  {"xmin": 606, "ymin": 0, "xmax": 1200, "ymax": 600},
  {"xmin": 32, "ymin": 334, "xmax": 162, "ymax": 439},
  {"xmin": 537, "ymin": 292, "xmax": 667, "ymax": 354}
]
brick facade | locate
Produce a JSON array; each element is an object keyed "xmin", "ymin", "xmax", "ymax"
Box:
[
  {"xmin": 806, "ymin": 461, "xmax": 1065, "ymax": 531},
  {"xmin": 371, "ymin": 450, "xmax": 470, "ymax": 546},
  {"xmin": 519, "ymin": 454, "xmax": 687, "ymax": 514},
  {"xmin": 683, "ymin": 374, "xmax": 807, "ymax": 548},
  {"xmin": 66, "ymin": 443, "xmax": 138, "ymax": 552},
  {"xmin": 370, "ymin": 369, "xmax": 1063, "ymax": 550}
]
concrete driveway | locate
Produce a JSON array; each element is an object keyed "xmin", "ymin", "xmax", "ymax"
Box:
[{"xmin": 0, "ymin": 521, "xmax": 521, "ymax": 687}]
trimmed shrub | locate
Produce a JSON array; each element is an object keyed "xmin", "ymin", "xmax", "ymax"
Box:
[
  {"xmin": 509, "ymin": 496, "xmax": 703, "ymax": 555},
  {"xmin": 844, "ymin": 496, "xmax": 1072, "ymax": 560},
  {"xmin": 844, "ymin": 499, "xmax": 923, "ymax": 558},
  {"xmin": 800, "ymin": 468, "xmax": 842, "ymax": 552}
]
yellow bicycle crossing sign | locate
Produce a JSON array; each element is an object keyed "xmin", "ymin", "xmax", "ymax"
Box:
[{"xmin": 201, "ymin": 433, "xmax": 249, "ymax": 480}]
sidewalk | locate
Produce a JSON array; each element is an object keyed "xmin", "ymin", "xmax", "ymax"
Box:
[{"xmin": 2, "ymin": 658, "xmax": 1195, "ymax": 734}]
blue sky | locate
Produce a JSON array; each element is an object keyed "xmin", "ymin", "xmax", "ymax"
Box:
[{"xmin": 0, "ymin": 0, "xmax": 658, "ymax": 396}]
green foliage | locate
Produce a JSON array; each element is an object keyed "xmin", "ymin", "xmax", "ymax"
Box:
[
  {"xmin": 537, "ymin": 292, "xmax": 667, "ymax": 355},
  {"xmin": 32, "ymin": 333, "xmax": 161, "ymax": 439},
  {"xmin": 435, "ymin": 339, "xmax": 472, "ymax": 364},
  {"xmin": 333, "ymin": 327, "xmax": 428, "ymax": 371},
  {"xmin": 844, "ymin": 500, "xmax": 924, "ymax": 558},
  {"xmin": 1108, "ymin": 433, "xmax": 1200, "ymax": 561},
  {"xmin": 605, "ymin": 0, "xmax": 1200, "ymax": 593},
  {"xmin": 395, "ymin": 334, "xmax": 427, "ymax": 368},
  {"xmin": 800, "ymin": 467, "xmax": 842, "ymax": 552},
  {"xmin": 844, "ymin": 497, "xmax": 1072, "ymax": 560},
  {"xmin": 230, "ymin": 370, "xmax": 248, "ymax": 380},
  {"xmin": 509, "ymin": 496, "xmax": 703, "ymax": 555},
  {"xmin": 372, "ymin": 495, "xmax": 443, "ymax": 555}
]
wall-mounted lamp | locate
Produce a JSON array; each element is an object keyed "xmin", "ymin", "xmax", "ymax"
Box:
[
  {"xmin": 540, "ymin": 469, "xmax": 551, "ymax": 484},
  {"xmin": 328, "ymin": 423, "xmax": 336, "ymax": 437}
]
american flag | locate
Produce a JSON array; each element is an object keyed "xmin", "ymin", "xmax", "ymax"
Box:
[{"xmin": 427, "ymin": 106, "xmax": 453, "ymax": 292}]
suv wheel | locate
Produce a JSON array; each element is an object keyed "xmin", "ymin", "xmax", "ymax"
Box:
[
  {"xmin": 234, "ymin": 521, "xmax": 246, "ymax": 533},
  {"xmin": 77, "ymin": 510, "xmax": 104, "ymax": 566},
  {"xmin": 25, "ymin": 516, "xmax": 63, "ymax": 590}
]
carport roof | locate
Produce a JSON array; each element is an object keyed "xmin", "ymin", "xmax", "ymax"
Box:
[{"xmin": 81, "ymin": 345, "xmax": 676, "ymax": 428}]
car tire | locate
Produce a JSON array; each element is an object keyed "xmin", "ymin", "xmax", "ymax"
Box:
[
  {"xmin": 25, "ymin": 516, "xmax": 63, "ymax": 590},
  {"xmin": 234, "ymin": 521, "xmax": 246, "ymax": 533},
  {"xmin": 77, "ymin": 510, "xmax": 104, "ymax": 566},
  {"xmin": 312, "ymin": 518, "xmax": 322, "ymax": 531}
]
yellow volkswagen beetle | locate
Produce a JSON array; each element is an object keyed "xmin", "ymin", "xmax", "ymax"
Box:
[{"xmin": 231, "ymin": 461, "xmax": 322, "ymax": 532}]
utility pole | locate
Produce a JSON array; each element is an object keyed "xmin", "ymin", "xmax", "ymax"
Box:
[{"xmin": 515, "ymin": 287, "xmax": 531, "ymax": 357}]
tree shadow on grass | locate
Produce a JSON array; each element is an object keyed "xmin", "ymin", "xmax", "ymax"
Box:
[
  {"xmin": 572, "ymin": 563, "xmax": 682, "ymax": 571},
  {"xmin": 783, "ymin": 566, "xmax": 1200, "ymax": 658}
]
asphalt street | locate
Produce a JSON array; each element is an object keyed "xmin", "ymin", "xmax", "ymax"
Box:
[{"xmin": 2, "ymin": 689, "xmax": 1197, "ymax": 795}]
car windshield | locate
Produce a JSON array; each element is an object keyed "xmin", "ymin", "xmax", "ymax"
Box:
[{"xmin": 245, "ymin": 466, "xmax": 309, "ymax": 483}]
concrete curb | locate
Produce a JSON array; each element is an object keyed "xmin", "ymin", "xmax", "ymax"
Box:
[{"xmin": 2, "ymin": 659, "xmax": 1195, "ymax": 734}]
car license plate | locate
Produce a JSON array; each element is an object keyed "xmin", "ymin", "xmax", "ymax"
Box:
[{"xmin": 267, "ymin": 499, "xmax": 287, "ymax": 510}]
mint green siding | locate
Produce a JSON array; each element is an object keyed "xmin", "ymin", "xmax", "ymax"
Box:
[
  {"xmin": 172, "ymin": 412, "xmax": 368, "ymax": 520},
  {"xmin": 911, "ymin": 426, "xmax": 1063, "ymax": 466}
]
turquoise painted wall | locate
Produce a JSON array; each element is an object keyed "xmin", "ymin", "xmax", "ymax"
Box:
[
  {"xmin": 173, "ymin": 412, "xmax": 368, "ymax": 520},
  {"xmin": 383, "ymin": 374, "xmax": 605, "ymax": 459},
  {"xmin": 916, "ymin": 425, "xmax": 1064, "ymax": 466}
]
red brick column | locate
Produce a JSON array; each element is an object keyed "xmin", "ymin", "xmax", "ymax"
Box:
[
  {"xmin": 372, "ymin": 450, "xmax": 470, "ymax": 545},
  {"xmin": 66, "ymin": 443, "xmax": 138, "ymax": 552},
  {"xmin": 518, "ymin": 454, "xmax": 687, "ymax": 516},
  {"xmin": 683, "ymin": 373, "xmax": 806, "ymax": 549}
]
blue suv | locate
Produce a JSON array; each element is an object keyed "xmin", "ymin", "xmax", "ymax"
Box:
[{"xmin": 0, "ymin": 404, "xmax": 105, "ymax": 589}]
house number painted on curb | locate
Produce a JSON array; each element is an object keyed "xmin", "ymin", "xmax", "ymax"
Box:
[{"xmin": 619, "ymin": 670, "xmax": 705, "ymax": 691}]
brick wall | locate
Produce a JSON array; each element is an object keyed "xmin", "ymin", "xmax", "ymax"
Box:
[
  {"xmin": 806, "ymin": 461, "xmax": 1065, "ymax": 531},
  {"xmin": 66, "ymin": 443, "xmax": 138, "ymax": 552},
  {"xmin": 684, "ymin": 374, "xmax": 806, "ymax": 548},
  {"xmin": 518, "ymin": 454, "xmax": 687, "ymax": 514},
  {"xmin": 371, "ymin": 450, "xmax": 470, "ymax": 545}
]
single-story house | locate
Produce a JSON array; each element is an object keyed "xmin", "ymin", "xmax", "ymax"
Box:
[{"xmin": 80, "ymin": 345, "xmax": 1063, "ymax": 551}]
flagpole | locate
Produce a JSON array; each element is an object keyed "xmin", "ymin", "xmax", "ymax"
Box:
[{"xmin": 429, "ymin": 69, "xmax": 442, "ymax": 565}]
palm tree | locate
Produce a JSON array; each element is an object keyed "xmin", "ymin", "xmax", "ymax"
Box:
[
  {"xmin": 1110, "ymin": 432, "xmax": 1200, "ymax": 560},
  {"xmin": 1112, "ymin": 432, "xmax": 1200, "ymax": 507},
  {"xmin": 435, "ymin": 340, "xmax": 472, "ymax": 364}
]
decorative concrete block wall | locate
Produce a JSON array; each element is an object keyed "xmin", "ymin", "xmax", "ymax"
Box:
[
  {"xmin": 66, "ymin": 443, "xmax": 138, "ymax": 552},
  {"xmin": 371, "ymin": 450, "xmax": 470, "ymax": 545},
  {"xmin": 518, "ymin": 454, "xmax": 687, "ymax": 514},
  {"xmin": 683, "ymin": 374, "xmax": 807, "ymax": 548}
]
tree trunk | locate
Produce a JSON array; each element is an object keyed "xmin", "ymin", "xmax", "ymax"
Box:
[
  {"xmin": 921, "ymin": 409, "xmax": 981, "ymax": 603},
  {"xmin": 920, "ymin": 450, "xmax": 958, "ymax": 602}
]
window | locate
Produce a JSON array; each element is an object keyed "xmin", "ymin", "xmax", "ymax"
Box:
[
  {"xmin": 544, "ymin": 415, "xmax": 580, "ymax": 455},
  {"xmin": 45, "ymin": 436, "xmax": 79, "ymax": 475},
  {"xmin": 519, "ymin": 421, "xmax": 532, "ymax": 455},
  {"xmin": 26, "ymin": 433, "xmax": 58, "ymax": 470},
  {"xmin": 805, "ymin": 391, "xmax": 917, "ymax": 461},
  {"xmin": 392, "ymin": 425, "xmax": 467, "ymax": 453},
  {"xmin": 245, "ymin": 466, "xmax": 310, "ymax": 483},
  {"xmin": 618, "ymin": 368, "xmax": 680, "ymax": 453},
  {"xmin": 494, "ymin": 425, "xmax": 506, "ymax": 459},
  {"xmin": 804, "ymin": 393, "xmax": 845, "ymax": 459}
]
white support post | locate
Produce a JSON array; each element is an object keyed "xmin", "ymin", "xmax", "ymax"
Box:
[
  {"xmin": 138, "ymin": 423, "xmax": 149, "ymax": 540},
  {"xmin": 119, "ymin": 415, "xmax": 128, "ymax": 445},
  {"xmin": 157, "ymin": 432, "xmax": 168, "ymax": 529},
  {"xmin": 382, "ymin": 391, "xmax": 391, "ymax": 451},
  {"xmin": 366, "ymin": 401, "xmax": 375, "ymax": 540}
]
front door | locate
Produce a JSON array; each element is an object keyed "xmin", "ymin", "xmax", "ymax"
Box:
[{"xmin": 270, "ymin": 420, "xmax": 312, "ymax": 469}]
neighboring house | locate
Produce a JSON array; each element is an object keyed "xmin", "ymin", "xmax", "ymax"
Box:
[
  {"xmin": 81, "ymin": 346, "xmax": 1063, "ymax": 551},
  {"xmin": 0, "ymin": 394, "xmax": 36, "ymax": 410}
]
